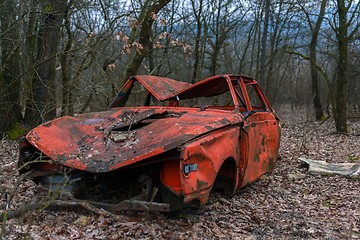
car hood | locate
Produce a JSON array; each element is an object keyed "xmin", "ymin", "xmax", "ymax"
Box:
[{"xmin": 26, "ymin": 107, "xmax": 243, "ymax": 172}]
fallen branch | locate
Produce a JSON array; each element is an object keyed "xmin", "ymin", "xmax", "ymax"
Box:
[
  {"xmin": 299, "ymin": 157, "xmax": 360, "ymax": 178},
  {"xmin": 0, "ymin": 197, "xmax": 170, "ymax": 220},
  {"xmin": 0, "ymin": 199, "xmax": 115, "ymax": 220},
  {"xmin": 318, "ymin": 115, "xmax": 331, "ymax": 126}
]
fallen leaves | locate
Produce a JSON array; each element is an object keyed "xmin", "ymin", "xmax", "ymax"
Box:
[{"xmin": 0, "ymin": 109, "xmax": 359, "ymax": 239}]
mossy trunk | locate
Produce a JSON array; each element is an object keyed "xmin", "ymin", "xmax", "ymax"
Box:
[{"xmin": 335, "ymin": 0, "xmax": 348, "ymax": 133}]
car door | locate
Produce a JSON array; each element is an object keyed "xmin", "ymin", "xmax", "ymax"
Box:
[{"xmin": 238, "ymin": 82, "xmax": 280, "ymax": 188}]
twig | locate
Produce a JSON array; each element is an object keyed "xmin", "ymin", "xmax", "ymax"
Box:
[
  {"xmin": 0, "ymin": 199, "xmax": 117, "ymax": 221},
  {"xmin": 1, "ymin": 173, "xmax": 29, "ymax": 238},
  {"xmin": 318, "ymin": 115, "xmax": 331, "ymax": 126}
]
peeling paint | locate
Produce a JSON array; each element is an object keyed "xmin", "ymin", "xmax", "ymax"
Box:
[
  {"xmin": 196, "ymin": 179, "xmax": 208, "ymax": 189},
  {"xmin": 19, "ymin": 74, "xmax": 281, "ymax": 211}
]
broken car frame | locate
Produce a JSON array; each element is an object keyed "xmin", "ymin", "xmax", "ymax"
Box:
[{"xmin": 18, "ymin": 74, "xmax": 281, "ymax": 212}]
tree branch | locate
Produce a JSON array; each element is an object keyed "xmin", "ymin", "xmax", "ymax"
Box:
[{"xmin": 285, "ymin": 48, "xmax": 336, "ymax": 116}]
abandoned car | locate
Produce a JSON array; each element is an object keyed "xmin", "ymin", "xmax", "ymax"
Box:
[{"xmin": 18, "ymin": 74, "xmax": 281, "ymax": 211}]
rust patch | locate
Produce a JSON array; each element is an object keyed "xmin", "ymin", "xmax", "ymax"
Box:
[
  {"xmin": 196, "ymin": 179, "xmax": 208, "ymax": 190},
  {"xmin": 204, "ymin": 125, "xmax": 213, "ymax": 131},
  {"xmin": 43, "ymin": 122, "xmax": 52, "ymax": 128},
  {"xmin": 254, "ymin": 154, "xmax": 260, "ymax": 162},
  {"xmin": 163, "ymin": 134, "xmax": 196, "ymax": 152},
  {"xmin": 64, "ymin": 159, "xmax": 87, "ymax": 170}
]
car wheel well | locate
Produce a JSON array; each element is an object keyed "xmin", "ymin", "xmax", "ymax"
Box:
[{"xmin": 212, "ymin": 158, "xmax": 236, "ymax": 195}]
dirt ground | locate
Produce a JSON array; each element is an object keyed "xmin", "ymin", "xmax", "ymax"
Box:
[{"xmin": 0, "ymin": 108, "xmax": 359, "ymax": 239}]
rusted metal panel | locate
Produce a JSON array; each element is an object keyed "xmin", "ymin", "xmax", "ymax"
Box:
[
  {"xmin": 179, "ymin": 127, "xmax": 241, "ymax": 204},
  {"xmin": 134, "ymin": 75, "xmax": 192, "ymax": 100},
  {"xmin": 19, "ymin": 74, "xmax": 281, "ymax": 212},
  {"xmin": 240, "ymin": 112, "xmax": 280, "ymax": 187},
  {"xmin": 110, "ymin": 75, "xmax": 192, "ymax": 107},
  {"xmin": 173, "ymin": 74, "xmax": 254, "ymax": 100},
  {"xmin": 26, "ymin": 108, "xmax": 243, "ymax": 173}
]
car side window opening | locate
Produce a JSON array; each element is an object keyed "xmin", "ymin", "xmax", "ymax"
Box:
[
  {"xmin": 177, "ymin": 78, "xmax": 235, "ymax": 110},
  {"xmin": 124, "ymin": 81, "xmax": 147, "ymax": 106},
  {"xmin": 233, "ymin": 85, "xmax": 246, "ymax": 110},
  {"xmin": 122, "ymin": 81, "xmax": 168, "ymax": 107},
  {"xmin": 113, "ymin": 76, "xmax": 268, "ymax": 112},
  {"xmin": 245, "ymin": 83, "xmax": 267, "ymax": 111},
  {"xmin": 179, "ymin": 92, "xmax": 234, "ymax": 108},
  {"xmin": 228, "ymin": 79, "xmax": 247, "ymax": 113}
]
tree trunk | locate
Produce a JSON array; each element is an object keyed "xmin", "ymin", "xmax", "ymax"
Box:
[
  {"xmin": 191, "ymin": 0, "xmax": 203, "ymax": 83},
  {"xmin": 61, "ymin": 1, "xmax": 74, "ymax": 116},
  {"xmin": 259, "ymin": 0, "xmax": 270, "ymax": 88},
  {"xmin": 238, "ymin": 20, "xmax": 257, "ymax": 74},
  {"xmin": 26, "ymin": 0, "xmax": 67, "ymax": 126},
  {"xmin": 120, "ymin": 0, "xmax": 171, "ymax": 85},
  {"xmin": 310, "ymin": 0, "xmax": 327, "ymax": 121},
  {"xmin": 0, "ymin": 0, "xmax": 22, "ymax": 134},
  {"xmin": 23, "ymin": 0, "xmax": 38, "ymax": 120},
  {"xmin": 335, "ymin": 0, "xmax": 348, "ymax": 133},
  {"xmin": 209, "ymin": 1, "xmax": 221, "ymax": 76},
  {"xmin": 265, "ymin": 1, "xmax": 282, "ymax": 102}
]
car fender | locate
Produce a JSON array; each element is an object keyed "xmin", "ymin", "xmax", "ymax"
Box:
[{"xmin": 177, "ymin": 127, "xmax": 241, "ymax": 204}]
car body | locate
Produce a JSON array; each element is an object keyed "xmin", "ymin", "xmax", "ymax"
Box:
[{"xmin": 19, "ymin": 74, "xmax": 281, "ymax": 211}]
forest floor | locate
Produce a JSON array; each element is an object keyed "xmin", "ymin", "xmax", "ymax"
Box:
[{"xmin": 0, "ymin": 107, "xmax": 359, "ymax": 239}]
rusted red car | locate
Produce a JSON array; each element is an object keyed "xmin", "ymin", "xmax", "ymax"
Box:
[{"xmin": 19, "ymin": 74, "xmax": 280, "ymax": 211}]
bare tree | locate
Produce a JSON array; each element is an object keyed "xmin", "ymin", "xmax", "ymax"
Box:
[
  {"xmin": 332, "ymin": 0, "xmax": 360, "ymax": 133},
  {"xmin": 206, "ymin": 0, "xmax": 243, "ymax": 77},
  {"xmin": 295, "ymin": 0, "xmax": 327, "ymax": 120},
  {"xmin": 60, "ymin": 0, "xmax": 74, "ymax": 116},
  {"xmin": 25, "ymin": 0, "xmax": 67, "ymax": 126},
  {"xmin": 309, "ymin": 0, "xmax": 327, "ymax": 120},
  {"xmin": 259, "ymin": 0, "xmax": 270, "ymax": 87},
  {"xmin": 190, "ymin": 0, "xmax": 204, "ymax": 83},
  {"xmin": 120, "ymin": 0, "xmax": 171, "ymax": 84},
  {"xmin": 0, "ymin": 0, "xmax": 22, "ymax": 135}
]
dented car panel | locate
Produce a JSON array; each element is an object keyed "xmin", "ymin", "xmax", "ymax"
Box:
[
  {"xmin": 25, "ymin": 108, "xmax": 243, "ymax": 173},
  {"xmin": 110, "ymin": 75, "xmax": 192, "ymax": 107},
  {"xmin": 239, "ymin": 112, "xmax": 280, "ymax": 187},
  {"xmin": 19, "ymin": 74, "xmax": 281, "ymax": 211},
  {"xmin": 179, "ymin": 127, "xmax": 242, "ymax": 204}
]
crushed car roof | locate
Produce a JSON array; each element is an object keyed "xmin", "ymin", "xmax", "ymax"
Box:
[
  {"xmin": 25, "ymin": 75, "xmax": 248, "ymax": 173},
  {"xmin": 173, "ymin": 74, "xmax": 256, "ymax": 100},
  {"xmin": 110, "ymin": 75, "xmax": 192, "ymax": 107}
]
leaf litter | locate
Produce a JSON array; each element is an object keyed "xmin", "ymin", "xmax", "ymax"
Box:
[{"xmin": 0, "ymin": 107, "xmax": 359, "ymax": 239}]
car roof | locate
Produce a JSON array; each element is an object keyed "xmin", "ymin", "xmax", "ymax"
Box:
[
  {"xmin": 110, "ymin": 75, "xmax": 193, "ymax": 107},
  {"xmin": 111, "ymin": 74, "xmax": 257, "ymax": 107},
  {"xmin": 173, "ymin": 74, "xmax": 256, "ymax": 100},
  {"xmin": 133, "ymin": 75, "xmax": 192, "ymax": 100}
]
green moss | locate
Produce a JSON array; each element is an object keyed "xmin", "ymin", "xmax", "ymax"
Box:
[
  {"xmin": 348, "ymin": 155, "xmax": 359, "ymax": 162},
  {"xmin": 43, "ymin": 5, "xmax": 54, "ymax": 13},
  {"xmin": 322, "ymin": 197, "xmax": 338, "ymax": 208},
  {"xmin": 6, "ymin": 122, "xmax": 28, "ymax": 140},
  {"xmin": 319, "ymin": 115, "xmax": 328, "ymax": 121},
  {"xmin": 303, "ymin": 189, "xmax": 311, "ymax": 195}
]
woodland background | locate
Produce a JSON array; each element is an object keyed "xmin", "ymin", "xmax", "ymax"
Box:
[
  {"xmin": 0, "ymin": 1, "xmax": 359, "ymax": 239},
  {"xmin": 0, "ymin": 0, "xmax": 360, "ymax": 136}
]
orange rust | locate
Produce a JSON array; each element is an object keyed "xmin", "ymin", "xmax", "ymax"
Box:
[
  {"xmin": 64, "ymin": 159, "xmax": 88, "ymax": 171},
  {"xmin": 20, "ymin": 74, "xmax": 281, "ymax": 210},
  {"xmin": 160, "ymin": 160, "xmax": 183, "ymax": 195},
  {"xmin": 240, "ymin": 112, "xmax": 280, "ymax": 187},
  {"xmin": 178, "ymin": 127, "xmax": 241, "ymax": 204}
]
